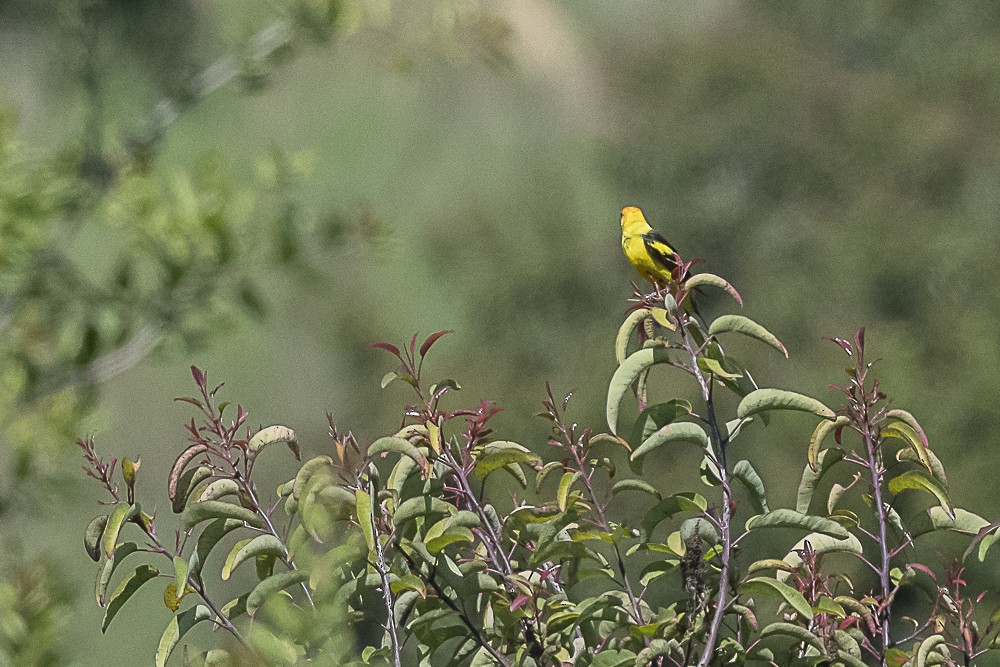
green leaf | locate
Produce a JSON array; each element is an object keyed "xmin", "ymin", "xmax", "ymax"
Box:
[
  {"xmin": 630, "ymin": 422, "xmax": 709, "ymax": 474},
  {"xmin": 155, "ymin": 605, "xmax": 213, "ymax": 667},
  {"xmin": 697, "ymin": 355, "xmax": 742, "ymax": 379},
  {"xmin": 737, "ymin": 389, "xmax": 835, "ymax": 421},
  {"xmin": 473, "ymin": 441, "xmax": 540, "ymax": 480},
  {"xmin": 916, "ymin": 635, "xmax": 948, "ymax": 667},
  {"xmin": 590, "ymin": 649, "xmax": 638, "ymax": 667},
  {"xmin": 292, "ymin": 456, "xmax": 334, "ymax": 499},
  {"xmin": 685, "ymin": 273, "xmax": 743, "ymax": 306},
  {"xmin": 393, "ymin": 496, "xmax": 455, "ymax": 527},
  {"xmin": 627, "ymin": 400, "xmax": 693, "ymax": 448},
  {"xmin": 615, "ymin": 308, "xmax": 651, "ymax": 364},
  {"xmin": 778, "ymin": 532, "xmax": 863, "ymax": 582},
  {"xmin": 884, "ymin": 420, "xmax": 936, "ymax": 481},
  {"xmin": 759, "ymin": 621, "xmax": 823, "ymax": 648},
  {"xmin": 189, "ymin": 519, "xmax": 244, "ymax": 577},
  {"xmin": 708, "ymin": 314, "xmax": 788, "ymax": 357},
  {"xmin": 607, "ymin": 347, "xmax": 672, "ymax": 434},
  {"xmin": 102, "ymin": 503, "xmax": 139, "ymax": 558},
  {"xmin": 183, "ymin": 501, "xmax": 264, "ymax": 529},
  {"xmin": 173, "ymin": 556, "xmax": 189, "ymax": 602},
  {"xmin": 732, "ymin": 460, "xmax": 769, "ymax": 514},
  {"xmin": 96, "ymin": 542, "xmax": 140, "ymax": 606},
  {"xmin": 741, "ymin": 579, "xmax": 812, "ymax": 620},
  {"xmin": 747, "ymin": 509, "xmax": 849, "ymax": 539},
  {"xmin": 797, "ymin": 448, "xmax": 845, "ymax": 514},
  {"xmin": 197, "ymin": 478, "xmax": 241, "ymax": 503},
  {"xmin": 908, "ymin": 507, "xmax": 988, "ymax": 540},
  {"xmin": 102, "ymin": 565, "xmax": 159, "ymax": 632},
  {"xmin": 246, "ymin": 570, "xmax": 310, "ymax": 617},
  {"xmin": 248, "ymin": 425, "xmax": 300, "ymax": 461},
  {"xmin": 167, "ymin": 444, "xmax": 210, "ymax": 503},
  {"xmin": 807, "ymin": 416, "xmax": 850, "ymax": 471},
  {"xmin": 369, "ymin": 436, "xmax": 429, "ymax": 475},
  {"xmin": 224, "ymin": 535, "xmax": 285, "ymax": 581},
  {"xmin": 557, "ymin": 471, "xmax": 581, "ymax": 511},
  {"xmin": 426, "ymin": 527, "xmax": 475, "ymax": 554},
  {"xmin": 610, "ymin": 478, "xmax": 661, "ymax": 500},
  {"xmin": 172, "ymin": 466, "xmax": 214, "ymax": 513},
  {"xmin": 85, "ymin": 514, "xmax": 109, "ymax": 562},
  {"xmin": 356, "ymin": 489, "xmax": 375, "ymax": 553},
  {"xmin": 887, "ymin": 470, "xmax": 954, "ymax": 519},
  {"xmin": 534, "ymin": 461, "xmax": 563, "ymax": 493},
  {"xmin": 640, "ymin": 493, "xmax": 708, "ymax": 541}
]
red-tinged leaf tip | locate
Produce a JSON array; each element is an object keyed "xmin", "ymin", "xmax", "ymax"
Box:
[
  {"xmin": 368, "ymin": 342, "xmax": 401, "ymax": 357},
  {"xmin": 510, "ymin": 594, "xmax": 530, "ymax": 611},
  {"xmin": 409, "ymin": 332, "xmax": 418, "ymax": 358},
  {"xmin": 823, "ymin": 336, "xmax": 853, "ymax": 356},
  {"xmin": 191, "ymin": 366, "xmax": 206, "ymax": 387},
  {"xmin": 855, "ymin": 328, "xmax": 866, "ymax": 353},
  {"xmin": 419, "ymin": 330, "xmax": 454, "ymax": 357},
  {"xmin": 174, "ymin": 397, "xmax": 202, "ymax": 408}
]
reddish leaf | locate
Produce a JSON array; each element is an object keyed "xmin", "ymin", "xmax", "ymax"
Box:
[
  {"xmin": 367, "ymin": 342, "xmax": 401, "ymax": 357},
  {"xmin": 823, "ymin": 337, "xmax": 853, "ymax": 356},
  {"xmin": 191, "ymin": 366, "xmax": 206, "ymax": 388},
  {"xmin": 419, "ymin": 330, "xmax": 454, "ymax": 357},
  {"xmin": 510, "ymin": 594, "xmax": 530, "ymax": 611},
  {"xmin": 174, "ymin": 397, "xmax": 203, "ymax": 408},
  {"xmin": 167, "ymin": 444, "xmax": 209, "ymax": 501},
  {"xmin": 409, "ymin": 333, "xmax": 418, "ymax": 359}
]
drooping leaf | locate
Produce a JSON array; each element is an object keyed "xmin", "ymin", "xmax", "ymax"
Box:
[
  {"xmin": 630, "ymin": 422, "xmax": 709, "ymax": 474},
  {"xmin": 627, "ymin": 400, "xmax": 693, "ymax": 448},
  {"xmin": 685, "ymin": 273, "xmax": 743, "ymax": 306},
  {"xmin": 887, "ymin": 470, "xmax": 954, "ymax": 519},
  {"xmin": 155, "ymin": 605, "xmax": 213, "ymax": 667},
  {"xmin": 607, "ymin": 347, "xmax": 672, "ymax": 433},
  {"xmin": 747, "ymin": 509, "xmax": 849, "ymax": 539},
  {"xmin": 740, "ymin": 580, "xmax": 813, "ymax": 620},
  {"xmin": 369, "ymin": 436, "xmax": 430, "ymax": 475},
  {"xmin": 797, "ymin": 448, "xmax": 846, "ymax": 514},
  {"xmin": 248, "ymin": 425, "xmax": 299, "ymax": 461},
  {"xmin": 355, "ymin": 490, "xmax": 375, "ymax": 553},
  {"xmin": 224, "ymin": 535, "xmax": 285, "ymax": 581},
  {"xmin": 611, "ymin": 478, "xmax": 661, "ymax": 500},
  {"xmin": 197, "ymin": 478, "xmax": 241, "ymax": 503},
  {"xmin": 172, "ymin": 556, "xmax": 190, "ymax": 604},
  {"xmin": 732, "ymin": 460, "xmax": 769, "ymax": 514},
  {"xmin": 557, "ymin": 471, "xmax": 582, "ymax": 512},
  {"xmin": 393, "ymin": 496, "xmax": 455, "ymax": 527},
  {"xmin": 807, "ymin": 416, "xmax": 850, "ymax": 472},
  {"xmin": 292, "ymin": 456, "xmax": 334, "ymax": 500},
  {"xmin": 778, "ymin": 533, "xmax": 863, "ymax": 582},
  {"xmin": 167, "ymin": 444, "xmax": 209, "ymax": 502},
  {"xmin": 182, "ymin": 501, "xmax": 264, "ymax": 529},
  {"xmin": 171, "ymin": 466, "xmax": 214, "ymax": 513},
  {"xmin": 96, "ymin": 542, "xmax": 140, "ymax": 606},
  {"xmin": 85, "ymin": 514, "xmax": 109, "ymax": 562},
  {"xmin": 473, "ymin": 442, "xmax": 540, "ymax": 480},
  {"xmin": 615, "ymin": 308, "xmax": 651, "ymax": 364},
  {"xmin": 709, "ymin": 314, "xmax": 788, "ymax": 357},
  {"xmin": 916, "ymin": 635, "xmax": 948, "ymax": 667},
  {"xmin": 908, "ymin": 507, "xmax": 988, "ymax": 540},
  {"xmin": 189, "ymin": 519, "xmax": 244, "ymax": 577},
  {"xmin": 102, "ymin": 565, "xmax": 159, "ymax": 632},
  {"xmin": 101, "ymin": 503, "xmax": 139, "ymax": 558},
  {"xmin": 737, "ymin": 389, "xmax": 835, "ymax": 421},
  {"xmin": 246, "ymin": 570, "xmax": 310, "ymax": 617},
  {"xmin": 883, "ymin": 421, "xmax": 935, "ymax": 481},
  {"xmin": 534, "ymin": 461, "xmax": 563, "ymax": 493},
  {"xmin": 640, "ymin": 493, "xmax": 708, "ymax": 541}
]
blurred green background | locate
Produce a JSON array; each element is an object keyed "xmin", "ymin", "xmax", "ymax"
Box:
[{"xmin": 4, "ymin": 0, "xmax": 1000, "ymax": 663}]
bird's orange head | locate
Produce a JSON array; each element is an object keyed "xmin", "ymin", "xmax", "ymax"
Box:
[{"xmin": 620, "ymin": 205, "xmax": 649, "ymax": 234}]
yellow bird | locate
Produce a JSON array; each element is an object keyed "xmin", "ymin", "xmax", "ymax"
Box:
[{"xmin": 620, "ymin": 205, "xmax": 682, "ymax": 287}]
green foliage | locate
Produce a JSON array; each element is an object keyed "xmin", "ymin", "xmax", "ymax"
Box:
[{"xmin": 74, "ymin": 260, "xmax": 1000, "ymax": 666}]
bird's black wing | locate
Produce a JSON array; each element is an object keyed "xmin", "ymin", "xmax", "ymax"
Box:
[{"xmin": 641, "ymin": 230, "xmax": 679, "ymax": 274}]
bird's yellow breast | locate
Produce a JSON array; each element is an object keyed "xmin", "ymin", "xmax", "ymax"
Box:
[{"xmin": 622, "ymin": 234, "xmax": 668, "ymax": 284}]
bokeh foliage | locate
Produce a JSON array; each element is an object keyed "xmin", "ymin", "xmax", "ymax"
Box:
[{"xmin": 6, "ymin": 0, "xmax": 1000, "ymax": 664}]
